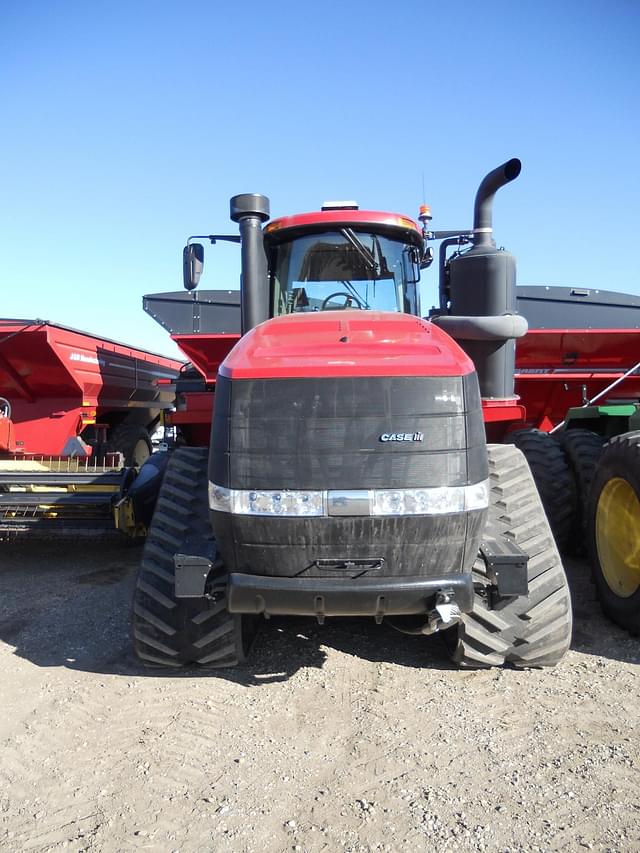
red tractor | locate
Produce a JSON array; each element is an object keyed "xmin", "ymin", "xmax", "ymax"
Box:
[{"xmin": 132, "ymin": 160, "xmax": 572, "ymax": 669}]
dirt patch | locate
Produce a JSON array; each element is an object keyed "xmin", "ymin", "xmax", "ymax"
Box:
[{"xmin": 0, "ymin": 544, "xmax": 638, "ymax": 852}]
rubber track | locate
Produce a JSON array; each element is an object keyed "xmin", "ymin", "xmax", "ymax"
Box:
[
  {"xmin": 451, "ymin": 444, "xmax": 573, "ymax": 668},
  {"xmin": 131, "ymin": 446, "xmax": 244, "ymax": 668},
  {"xmin": 557, "ymin": 429, "xmax": 604, "ymax": 548},
  {"xmin": 508, "ymin": 428, "xmax": 577, "ymax": 553}
]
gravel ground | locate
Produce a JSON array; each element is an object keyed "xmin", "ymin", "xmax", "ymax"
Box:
[{"xmin": 0, "ymin": 540, "xmax": 639, "ymax": 853}]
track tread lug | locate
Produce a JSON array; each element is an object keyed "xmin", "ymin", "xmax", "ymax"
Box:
[
  {"xmin": 450, "ymin": 444, "xmax": 572, "ymax": 670},
  {"xmin": 131, "ymin": 448, "xmax": 253, "ymax": 668}
]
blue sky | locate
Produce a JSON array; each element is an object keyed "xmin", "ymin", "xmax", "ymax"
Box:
[{"xmin": 1, "ymin": 1, "xmax": 638, "ymax": 357}]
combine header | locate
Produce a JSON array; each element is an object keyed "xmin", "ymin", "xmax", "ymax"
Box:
[{"xmin": 0, "ymin": 319, "xmax": 181, "ymax": 536}]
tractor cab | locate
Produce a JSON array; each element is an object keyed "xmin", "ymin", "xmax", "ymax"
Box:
[
  {"xmin": 263, "ymin": 207, "xmax": 424, "ymax": 318},
  {"xmin": 182, "ymin": 198, "xmax": 428, "ymax": 333}
]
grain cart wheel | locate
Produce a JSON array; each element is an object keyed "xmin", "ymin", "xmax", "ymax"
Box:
[
  {"xmin": 557, "ymin": 429, "xmax": 605, "ymax": 549},
  {"xmin": 132, "ymin": 447, "xmax": 252, "ymax": 667},
  {"xmin": 508, "ymin": 428, "xmax": 577, "ymax": 553},
  {"xmin": 107, "ymin": 423, "xmax": 153, "ymax": 467},
  {"xmin": 449, "ymin": 444, "xmax": 573, "ymax": 668},
  {"xmin": 587, "ymin": 431, "xmax": 640, "ymax": 634}
]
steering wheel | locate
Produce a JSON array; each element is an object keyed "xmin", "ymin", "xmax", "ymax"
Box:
[{"xmin": 320, "ymin": 291, "xmax": 365, "ymax": 310}]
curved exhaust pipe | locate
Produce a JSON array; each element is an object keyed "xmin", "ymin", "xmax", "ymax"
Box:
[
  {"xmin": 432, "ymin": 157, "xmax": 525, "ymax": 400},
  {"xmin": 473, "ymin": 158, "xmax": 521, "ymax": 246}
]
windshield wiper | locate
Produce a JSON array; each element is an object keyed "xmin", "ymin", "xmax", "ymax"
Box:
[{"xmin": 341, "ymin": 228, "xmax": 378, "ymax": 272}]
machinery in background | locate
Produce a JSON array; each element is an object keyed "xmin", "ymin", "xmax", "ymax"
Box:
[
  {"xmin": 0, "ymin": 320, "xmax": 181, "ymax": 537},
  {"xmin": 511, "ymin": 288, "xmax": 640, "ymax": 635}
]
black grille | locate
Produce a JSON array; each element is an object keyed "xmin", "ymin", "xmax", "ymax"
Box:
[
  {"xmin": 211, "ymin": 374, "xmax": 486, "ymax": 490},
  {"xmin": 210, "ymin": 372, "xmax": 488, "ymax": 579}
]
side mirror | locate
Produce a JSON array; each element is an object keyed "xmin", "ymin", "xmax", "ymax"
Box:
[
  {"xmin": 183, "ymin": 243, "xmax": 204, "ymax": 291},
  {"xmin": 420, "ymin": 246, "xmax": 434, "ymax": 270}
]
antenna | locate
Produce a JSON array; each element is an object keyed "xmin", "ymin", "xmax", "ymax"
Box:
[{"xmin": 419, "ymin": 171, "xmax": 432, "ymax": 228}]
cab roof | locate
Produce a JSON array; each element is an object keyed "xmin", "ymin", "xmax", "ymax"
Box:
[{"xmin": 265, "ymin": 209, "xmax": 423, "ymax": 242}]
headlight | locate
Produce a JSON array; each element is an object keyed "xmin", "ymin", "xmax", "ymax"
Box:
[
  {"xmin": 209, "ymin": 480, "xmax": 489, "ymax": 517},
  {"xmin": 372, "ymin": 487, "xmax": 465, "ymax": 515},
  {"xmin": 234, "ymin": 489, "xmax": 325, "ymax": 517},
  {"xmin": 464, "ymin": 479, "xmax": 490, "ymax": 511},
  {"xmin": 209, "ymin": 483, "xmax": 324, "ymax": 516},
  {"xmin": 209, "ymin": 483, "xmax": 232, "ymax": 512}
]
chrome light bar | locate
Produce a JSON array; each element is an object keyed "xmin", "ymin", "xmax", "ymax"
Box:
[{"xmin": 209, "ymin": 480, "xmax": 489, "ymax": 518}]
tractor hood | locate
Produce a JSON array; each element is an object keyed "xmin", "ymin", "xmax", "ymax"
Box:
[{"xmin": 219, "ymin": 312, "xmax": 474, "ymax": 381}]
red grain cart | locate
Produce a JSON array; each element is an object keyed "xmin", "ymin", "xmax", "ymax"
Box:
[
  {"xmin": 515, "ymin": 287, "xmax": 640, "ymax": 432},
  {"xmin": 511, "ymin": 287, "xmax": 640, "ymax": 633},
  {"xmin": 0, "ymin": 319, "xmax": 182, "ymax": 536},
  {"xmin": 141, "ymin": 290, "xmax": 240, "ymax": 447}
]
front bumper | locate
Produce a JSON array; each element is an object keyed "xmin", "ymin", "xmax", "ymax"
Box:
[{"xmin": 226, "ymin": 572, "xmax": 474, "ymax": 619}]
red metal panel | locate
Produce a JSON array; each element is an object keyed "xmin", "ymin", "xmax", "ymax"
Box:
[
  {"xmin": 172, "ymin": 334, "xmax": 240, "ymax": 383},
  {"xmin": 0, "ymin": 321, "xmax": 182, "ymax": 404},
  {"xmin": 265, "ymin": 209, "xmax": 422, "ymax": 238},
  {"xmin": 7, "ymin": 405, "xmax": 83, "ymax": 455},
  {"xmin": 516, "ymin": 329, "xmax": 640, "ymax": 370},
  {"xmin": 0, "ymin": 416, "xmax": 15, "ymax": 452},
  {"xmin": 168, "ymin": 392, "xmax": 213, "ymax": 447},
  {"xmin": 481, "ymin": 399, "xmax": 527, "ymax": 423},
  {"xmin": 515, "ymin": 329, "xmax": 640, "ymax": 429},
  {"xmin": 219, "ymin": 312, "xmax": 474, "ymax": 380}
]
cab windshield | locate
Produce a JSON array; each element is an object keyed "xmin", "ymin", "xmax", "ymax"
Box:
[{"xmin": 269, "ymin": 229, "xmax": 420, "ymax": 316}]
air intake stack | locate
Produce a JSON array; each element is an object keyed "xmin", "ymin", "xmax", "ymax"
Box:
[{"xmin": 230, "ymin": 194, "xmax": 270, "ymax": 334}]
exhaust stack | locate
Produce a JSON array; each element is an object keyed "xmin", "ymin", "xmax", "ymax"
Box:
[
  {"xmin": 472, "ymin": 158, "xmax": 521, "ymax": 246},
  {"xmin": 432, "ymin": 158, "xmax": 527, "ymax": 400}
]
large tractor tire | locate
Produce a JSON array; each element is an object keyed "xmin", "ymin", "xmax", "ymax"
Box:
[
  {"xmin": 557, "ymin": 428, "xmax": 605, "ymax": 549},
  {"xmin": 107, "ymin": 423, "xmax": 153, "ymax": 467},
  {"xmin": 132, "ymin": 446, "xmax": 252, "ymax": 668},
  {"xmin": 508, "ymin": 428, "xmax": 577, "ymax": 553},
  {"xmin": 448, "ymin": 444, "xmax": 573, "ymax": 668},
  {"xmin": 586, "ymin": 431, "xmax": 640, "ymax": 635}
]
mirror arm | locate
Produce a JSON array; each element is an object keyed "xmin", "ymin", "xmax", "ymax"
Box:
[{"xmin": 186, "ymin": 234, "xmax": 241, "ymax": 245}]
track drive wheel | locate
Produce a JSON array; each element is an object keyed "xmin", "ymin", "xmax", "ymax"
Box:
[
  {"xmin": 587, "ymin": 431, "xmax": 640, "ymax": 634},
  {"xmin": 557, "ymin": 428, "xmax": 605, "ymax": 548},
  {"xmin": 107, "ymin": 423, "xmax": 153, "ymax": 467},
  {"xmin": 132, "ymin": 447, "xmax": 253, "ymax": 668},
  {"xmin": 508, "ymin": 428, "xmax": 576, "ymax": 552},
  {"xmin": 448, "ymin": 444, "xmax": 573, "ymax": 668}
]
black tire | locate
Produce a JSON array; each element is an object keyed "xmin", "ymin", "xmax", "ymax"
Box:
[
  {"xmin": 107, "ymin": 423, "xmax": 153, "ymax": 467},
  {"xmin": 449, "ymin": 444, "xmax": 573, "ymax": 668},
  {"xmin": 508, "ymin": 428, "xmax": 577, "ymax": 553},
  {"xmin": 132, "ymin": 446, "xmax": 252, "ymax": 668},
  {"xmin": 557, "ymin": 429, "xmax": 605, "ymax": 549},
  {"xmin": 586, "ymin": 431, "xmax": 640, "ymax": 635}
]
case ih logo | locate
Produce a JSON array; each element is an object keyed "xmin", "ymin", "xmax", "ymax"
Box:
[{"xmin": 380, "ymin": 432, "xmax": 424, "ymax": 442}]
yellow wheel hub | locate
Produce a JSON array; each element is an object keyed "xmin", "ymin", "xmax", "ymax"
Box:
[{"xmin": 596, "ymin": 477, "xmax": 640, "ymax": 597}]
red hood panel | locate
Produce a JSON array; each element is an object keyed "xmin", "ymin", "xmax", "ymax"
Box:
[{"xmin": 219, "ymin": 312, "xmax": 474, "ymax": 380}]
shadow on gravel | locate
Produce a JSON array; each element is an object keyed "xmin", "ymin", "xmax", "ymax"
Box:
[
  {"xmin": 0, "ymin": 542, "xmax": 637, "ymax": 682},
  {"xmin": 562, "ymin": 556, "xmax": 640, "ymax": 665}
]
